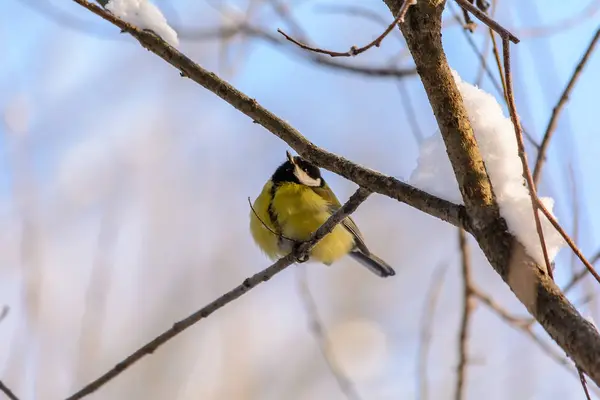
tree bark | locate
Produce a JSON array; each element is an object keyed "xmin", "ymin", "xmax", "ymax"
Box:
[{"xmin": 382, "ymin": 0, "xmax": 600, "ymax": 386}]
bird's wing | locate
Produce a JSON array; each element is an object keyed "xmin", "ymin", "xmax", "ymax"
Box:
[{"xmin": 311, "ymin": 182, "xmax": 370, "ymax": 255}]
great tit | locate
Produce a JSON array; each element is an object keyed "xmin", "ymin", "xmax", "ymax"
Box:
[{"xmin": 249, "ymin": 151, "xmax": 395, "ymax": 278}]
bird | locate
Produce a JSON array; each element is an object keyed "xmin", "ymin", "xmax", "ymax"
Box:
[{"xmin": 249, "ymin": 150, "xmax": 395, "ymax": 278}]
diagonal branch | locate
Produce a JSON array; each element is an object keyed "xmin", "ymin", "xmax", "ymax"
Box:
[
  {"xmin": 533, "ymin": 26, "xmax": 600, "ymax": 186},
  {"xmin": 73, "ymin": 0, "xmax": 469, "ymax": 231},
  {"xmin": 0, "ymin": 380, "xmax": 19, "ymax": 400},
  {"xmin": 66, "ymin": 187, "xmax": 372, "ymax": 400},
  {"xmin": 382, "ymin": 0, "xmax": 600, "ymax": 387},
  {"xmin": 453, "ymin": 0, "xmax": 519, "ymax": 43}
]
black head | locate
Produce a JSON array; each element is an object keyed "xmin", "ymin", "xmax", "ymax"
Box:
[{"xmin": 271, "ymin": 151, "xmax": 324, "ymax": 187}]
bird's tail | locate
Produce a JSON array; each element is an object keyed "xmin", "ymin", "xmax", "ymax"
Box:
[{"xmin": 349, "ymin": 251, "xmax": 396, "ymax": 278}]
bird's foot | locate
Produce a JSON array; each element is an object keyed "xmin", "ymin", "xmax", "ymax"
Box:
[{"xmin": 293, "ymin": 242, "xmax": 309, "ymax": 263}]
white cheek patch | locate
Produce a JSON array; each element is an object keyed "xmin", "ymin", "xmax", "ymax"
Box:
[{"xmin": 294, "ymin": 167, "xmax": 321, "ymax": 187}]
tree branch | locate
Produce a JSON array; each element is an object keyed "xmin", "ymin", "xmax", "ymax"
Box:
[
  {"xmin": 177, "ymin": 24, "xmax": 418, "ymax": 78},
  {"xmin": 533, "ymin": 25, "xmax": 600, "ymax": 185},
  {"xmin": 73, "ymin": 0, "xmax": 469, "ymax": 231},
  {"xmin": 0, "ymin": 380, "xmax": 19, "ymax": 400},
  {"xmin": 417, "ymin": 262, "xmax": 449, "ymax": 400},
  {"xmin": 455, "ymin": 229, "xmax": 473, "ymax": 400},
  {"xmin": 382, "ymin": 0, "xmax": 600, "ymax": 387},
  {"xmin": 277, "ymin": 0, "xmax": 415, "ymax": 58},
  {"xmin": 66, "ymin": 187, "xmax": 372, "ymax": 400}
]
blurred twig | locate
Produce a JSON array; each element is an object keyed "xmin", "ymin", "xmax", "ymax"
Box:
[
  {"xmin": 533, "ymin": 26, "xmax": 600, "ymax": 186},
  {"xmin": 417, "ymin": 262, "xmax": 449, "ymax": 400},
  {"xmin": 455, "ymin": 229, "xmax": 473, "ymax": 400},
  {"xmin": 563, "ymin": 250, "xmax": 600, "ymax": 294},
  {"xmin": 296, "ymin": 268, "xmax": 362, "ymax": 400},
  {"xmin": 473, "ymin": 287, "xmax": 600, "ymax": 397},
  {"xmin": 396, "ymin": 78, "xmax": 424, "ymax": 145},
  {"xmin": 66, "ymin": 187, "xmax": 372, "ymax": 400},
  {"xmin": 0, "ymin": 305, "xmax": 8, "ymax": 324},
  {"xmin": 0, "ymin": 381, "xmax": 19, "ymax": 400},
  {"xmin": 519, "ymin": 0, "xmax": 600, "ymax": 38},
  {"xmin": 179, "ymin": 24, "xmax": 419, "ymax": 78},
  {"xmin": 472, "ymin": 288, "xmax": 568, "ymax": 366},
  {"xmin": 74, "ymin": 202, "xmax": 120, "ymax": 388},
  {"xmin": 277, "ymin": 0, "xmax": 415, "ymax": 57}
]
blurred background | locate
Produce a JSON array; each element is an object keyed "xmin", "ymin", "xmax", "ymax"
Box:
[{"xmin": 0, "ymin": 0, "xmax": 599, "ymax": 399}]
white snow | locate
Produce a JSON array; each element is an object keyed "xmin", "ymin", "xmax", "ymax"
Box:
[
  {"xmin": 410, "ymin": 70, "xmax": 564, "ymax": 266},
  {"xmin": 106, "ymin": 0, "xmax": 179, "ymax": 47}
]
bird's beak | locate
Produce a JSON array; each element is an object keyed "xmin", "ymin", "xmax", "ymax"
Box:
[{"xmin": 286, "ymin": 150, "xmax": 295, "ymax": 165}]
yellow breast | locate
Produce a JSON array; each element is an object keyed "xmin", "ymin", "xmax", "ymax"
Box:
[{"xmin": 250, "ymin": 181, "xmax": 355, "ymax": 265}]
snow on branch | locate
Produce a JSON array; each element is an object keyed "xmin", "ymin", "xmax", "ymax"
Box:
[
  {"xmin": 106, "ymin": 0, "xmax": 179, "ymax": 47},
  {"xmin": 410, "ymin": 70, "xmax": 564, "ymax": 266}
]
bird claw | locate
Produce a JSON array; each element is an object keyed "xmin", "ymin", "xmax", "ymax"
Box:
[
  {"xmin": 293, "ymin": 242, "xmax": 309, "ymax": 263},
  {"xmin": 296, "ymin": 253, "xmax": 309, "ymax": 263}
]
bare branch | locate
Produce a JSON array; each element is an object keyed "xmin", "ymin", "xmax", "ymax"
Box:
[
  {"xmin": 0, "ymin": 380, "xmax": 19, "ymax": 400},
  {"xmin": 455, "ymin": 229, "xmax": 473, "ymax": 400},
  {"xmin": 533, "ymin": 26, "xmax": 600, "ymax": 185},
  {"xmin": 66, "ymin": 188, "xmax": 371, "ymax": 399},
  {"xmin": 417, "ymin": 262, "xmax": 450, "ymax": 400},
  {"xmin": 73, "ymin": 0, "xmax": 468, "ymax": 231},
  {"xmin": 277, "ymin": 0, "xmax": 415, "ymax": 58},
  {"xmin": 383, "ymin": 0, "xmax": 600, "ymax": 386},
  {"xmin": 564, "ymin": 250, "xmax": 600, "ymax": 294},
  {"xmin": 501, "ymin": 39, "xmax": 553, "ymax": 279},
  {"xmin": 519, "ymin": 0, "xmax": 600, "ymax": 38},
  {"xmin": 296, "ymin": 268, "xmax": 361, "ymax": 400},
  {"xmin": 536, "ymin": 200, "xmax": 600, "ymax": 286}
]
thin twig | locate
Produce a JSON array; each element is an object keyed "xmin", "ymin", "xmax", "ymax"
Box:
[
  {"xmin": 396, "ymin": 78, "xmax": 424, "ymax": 145},
  {"xmin": 564, "ymin": 250, "xmax": 600, "ymax": 294},
  {"xmin": 568, "ymin": 165, "xmax": 580, "ymax": 276},
  {"xmin": 417, "ymin": 262, "xmax": 449, "ymax": 400},
  {"xmin": 296, "ymin": 268, "xmax": 361, "ymax": 400},
  {"xmin": 0, "ymin": 380, "xmax": 19, "ymax": 400},
  {"xmin": 455, "ymin": 229, "xmax": 473, "ymax": 400},
  {"xmin": 519, "ymin": 0, "xmax": 600, "ymax": 38},
  {"xmin": 536, "ymin": 200, "xmax": 600, "ymax": 286},
  {"xmin": 453, "ymin": 0, "xmax": 519, "ymax": 43},
  {"xmin": 277, "ymin": 0, "xmax": 416, "ymax": 57},
  {"xmin": 489, "ymin": 28, "xmax": 539, "ymax": 148},
  {"xmin": 489, "ymin": 29, "xmax": 507, "ymax": 100},
  {"xmin": 66, "ymin": 187, "xmax": 372, "ymax": 400},
  {"xmin": 579, "ymin": 370, "xmax": 593, "ymax": 400},
  {"xmin": 472, "ymin": 288, "xmax": 571, "ymax": 368},
  {"xmin": 447, "ymin": 1, "xmax": 539, "ymax": 149},
  {"xmin": 532, "ymin": 26, "xmax": 600, "ymax": 185},
  {"xmin": 502, "ymin": 39, "xmax": 553, "ymax": 279},
  {"xmin": 477, "ymin": 286, "xmax": 594, "ymax": 397}
]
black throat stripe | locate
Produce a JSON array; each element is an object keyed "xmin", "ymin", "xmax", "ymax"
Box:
[{"xmin": 267, "ymin": 184, "xmax": 282, "ymax": 236}]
